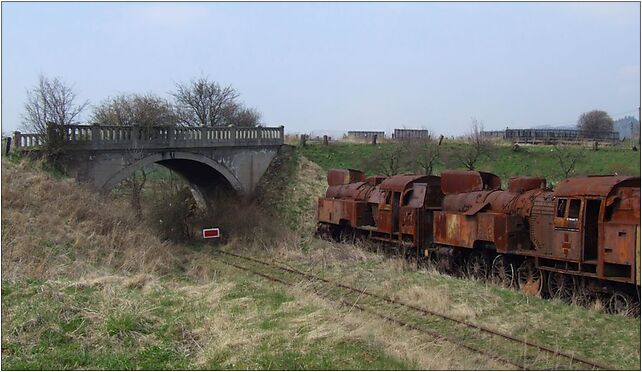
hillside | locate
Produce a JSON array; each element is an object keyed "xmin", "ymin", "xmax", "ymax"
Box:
[{"xmin": 2, "ymin": 154, "xmax": 640, "ymax": 370}]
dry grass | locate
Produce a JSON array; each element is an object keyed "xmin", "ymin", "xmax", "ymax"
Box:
[
  {"xmin": 1, "ymin": 158, "xmax": 185, "ymax": 280},
  {"xmin": 273, "ymin": 248, "xmax": 641, "ymax": 369},
  {"xmin": 281, "ymin": 281, "xmax": 508, "ymax": 370}
]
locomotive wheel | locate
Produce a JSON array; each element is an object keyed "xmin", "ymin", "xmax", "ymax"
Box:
[
  {"xmin": 330, "ymin": 226, "xmax": 342, "ymax": 241},
  {"xmin": 490, "ymin": 255, "xmax": 515, "ymax": 288},
  {"xmin": 607, "ymin": 291, "xmax": 634, "ymax": 316},
  {"xmin": 547, "ymin": 272, "xmax": 574, "ymax": 303},
  {"xmin": 465, "ymin": 251, "xmax": 489, "ymax": 280},
  {"xmin": 571, "ymin": 282, "xmax": 594, "ymax": 307},
  {"xmin": 517, "ymin": 260, "xmax": 544, "ymax": 296},
  {"xmin": 316, "ymin": 224, "xmax": 334, "ymax": 241},
  {"xmin": 338, "ymin": 228, "xmax": 354, "ymax": 244},
  {"xmin": 430, "ymin": 252, "xmax": 460, "ymax": 275}
]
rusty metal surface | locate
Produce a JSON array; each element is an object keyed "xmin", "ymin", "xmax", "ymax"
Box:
[
  {"xmin": 325, "ymin": 182, "xmax": 375, "ymax": 201},
  {"xmin": 530, "ymin": 181, "xmax": 640, "ymax": 283},
  {"xmin": 327, "ymin": 168, "xmax": 365, "ymax": 186},
  {"xmin": 405, "ymin": 183, "xmax": 428, "ymax": 209},
  {"xmin": 508, "ymin": 176, "xmax": 546, "ymax": 193},
  {"xmin": 379, "ymin": 174, "xmax": 440, "ymax": 192},
  {"xmin": 318, "ymin": 168, "xmax": 641, "ymax": 288},
  {"xmin": 528, "ymin": 191, "xmax": 555, "ymax": 254},
  {"xmin": 375, "ymin": 176, "xmax": 442, "ymax": 238},
  {"xmin": 433, "ymin": 210, "xmax": 531, "ymax": 252},
  {"xmin": 440, "ymin": 170, "xmax": 501, "ymax": 195},
  {"xmin": 442, "ymin": 191, "xmax": 494, "ymax": 213},
  {"xmin": 603, "ymin": 224, "xmax": 636, "ymax": 265},
  {"xmin": 606, "ymin": 187, "xmax": 641, "ymax": 222},
  {"xmin": 317, "ymin": 198, "xmax": 373, "ymax": 227},
  {"xmin": 366, "ymin": 175, "xmax": 386, "ymax": 186},
  {"xmin": 442, "ymin": 188, "xmax": 546, "ymax": 218},
  {"xmin": 554, "ymin": 175, "xmax": 640, "ymax": 197},
  {"xmin": 433, "ymin": 212, "xmax": 476, "ymax": 248},
  {"xmin": 551, "ymin": 227, "xmax": 582, "ymax": 261}
]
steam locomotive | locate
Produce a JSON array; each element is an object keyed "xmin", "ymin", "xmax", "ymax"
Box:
[{"xmin": 317, "ymin": 168, "xmax": 641, "ymax": 314}]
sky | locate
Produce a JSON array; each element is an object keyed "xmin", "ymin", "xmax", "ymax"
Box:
[{"xmin": 2, "ymin": 2, "xmax": 640, "ymax": 136}]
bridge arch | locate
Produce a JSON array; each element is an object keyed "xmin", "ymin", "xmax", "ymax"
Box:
[{"xmin": 100, "ymin": 152, "xmax": 244, "ymax": 200}]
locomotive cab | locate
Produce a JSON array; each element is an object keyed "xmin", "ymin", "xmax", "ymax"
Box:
[
  {"xmin": 538, "ymin": 176, "xmax": 641, "ymax": 285},
  {"xmin": 375, "ymin": 175, "xmax": 442, "ymax": 246}
]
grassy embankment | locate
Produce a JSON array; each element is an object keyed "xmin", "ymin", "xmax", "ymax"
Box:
[
  {"xmin": 2, "ymin": 143, "xmax": 641, "ymax": 370},
  {"xmin": 299, "ymin": 142, "xmax": 640, "ymax": 184}
]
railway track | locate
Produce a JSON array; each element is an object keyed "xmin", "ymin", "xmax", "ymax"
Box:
[{"xmin": 214, "ymin": 250, "xmax": 615, "ymax": 371}]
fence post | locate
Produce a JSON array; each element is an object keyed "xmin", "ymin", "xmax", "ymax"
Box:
[
  {"xmin": 13, "ymin": 131, "xmax": 21, "ymax": 149},
  {"xmin": 372, "ymin": 134, "xmax": 377, "ymax": 145},
  {"xmin": 323, "ymin": 135, "xmax": 329, "ymax": 145},
  {"xmin": 300, "ymin": 134, "xmax": 307, "ymax": 147},
  {"xmin": 279, "ymin": 126, "xmax": 284, "ymax": 144},
  {"xmin": 5, "ymin": 137, "xmax": 11, "ymax": 155}
]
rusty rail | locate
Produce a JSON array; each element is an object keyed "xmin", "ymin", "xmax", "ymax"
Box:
[{"xmin": 218, "ymin": 250, "xmax": 614, "ymax": 371}]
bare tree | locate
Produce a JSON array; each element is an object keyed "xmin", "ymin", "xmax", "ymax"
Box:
[
  {"xmin": 124, "ymin": 163, "xmax": 147, "ymax": 219},
  {"xmin": 92, "ymin": 94, "xmax": 176, "ymax": 217},
  {"xmin": 453, "ymin": 119, "xmax": 493, "ymax": 170},
  {"xmin": 361, "ymin": 143, "xmax": 412, "ymax": 176},
  {"xmin": 172, "ymin": 77, "xmax": 239, "ymax": 127},
  {"xmin": 222, "ymin": 104, "xmax": 262, "ymax": 127},
  {"xmin": 577, "ymin": 110, "xmax": 614, "ymax": 133},
  {"xmin": 408, "ymin": 134, "xmax": 441, "ymax": 175},
  {"xmin": 92, "ymin": 93, "xmax": 177, "ymax": 128},
  {"xmin": 148, "ymin": 171, "xmax": 199, "ymax": 241},
  {"xmin": 22, "ymin": 75, "xmax": 88, "ymax": 148},
  {"xmin": 552, "ymin": 144, "xmax": 585, "ymax": 179}
]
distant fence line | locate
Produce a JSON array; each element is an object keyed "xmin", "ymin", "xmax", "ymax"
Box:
[
  {"xmin": 392, "ymin": 129, "xmax": 430, "ymax": 140},
  {"xmin": 481, "ymin": 128, "xmax": 619, "ymax": 144},
  {"xmin": 347, "ymin": 131, "xmax": 385, "ymax": 140},
  {"xmin": 11, "ymin": 124, "xmax": 285, "ymax": 151}
]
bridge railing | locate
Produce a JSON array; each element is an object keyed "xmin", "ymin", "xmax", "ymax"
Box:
[{"xmin": 12, "ymin": 124, "xmax": 285, "ymax": 150}]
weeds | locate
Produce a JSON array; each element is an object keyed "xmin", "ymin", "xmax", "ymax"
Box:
[{"xmin": 1, "ymin": 158, "xmax": 184, "ymax": 280}]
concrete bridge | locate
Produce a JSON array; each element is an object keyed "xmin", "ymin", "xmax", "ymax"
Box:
[{"xmin": 13, "ymin": 124, "xmax": 285, "ymax": 201}]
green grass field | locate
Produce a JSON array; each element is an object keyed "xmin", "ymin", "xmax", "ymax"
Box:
[
  {"xmin": 1, "ymin": 265, "xmax": 416, "ymax": 370},
  {"xmin": 299, "ymin": 142, "xmax": 640, "ymax": 184}
]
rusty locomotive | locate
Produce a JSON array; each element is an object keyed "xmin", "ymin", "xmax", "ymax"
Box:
[{"xmin": 317, "ymin": 168, "xmax": 641, "ymax": 314}]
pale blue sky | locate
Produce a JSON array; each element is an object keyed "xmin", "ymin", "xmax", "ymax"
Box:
[{"xmin": 2, "ymin": 2, "xmax": 640, "ymax": 136}]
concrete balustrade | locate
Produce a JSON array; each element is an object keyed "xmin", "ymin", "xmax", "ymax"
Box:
[{"xmin": 13, "ymin": 124, "xmax": 285, "ymax": 151}]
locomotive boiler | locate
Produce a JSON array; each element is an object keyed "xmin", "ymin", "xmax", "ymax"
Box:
[{"xmin": 316, "ymin": 168, "xmax": 641, "ymax": 314}]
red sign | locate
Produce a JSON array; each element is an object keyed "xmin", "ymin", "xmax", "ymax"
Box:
[{"xmin": 202, "ymin": 228, "xmax": 220, "ymax": 239}]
